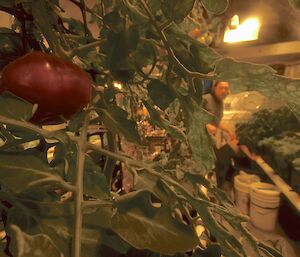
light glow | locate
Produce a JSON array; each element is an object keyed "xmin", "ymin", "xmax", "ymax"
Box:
[
  {"xmin": 113, "ymin": 82, "xmax": 122, "ymax": 90},
  {"xmin": 224, "ymin": 15, "xmax": 261, "ymax": 43}
]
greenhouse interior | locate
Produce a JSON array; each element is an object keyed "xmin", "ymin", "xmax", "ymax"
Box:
[{"xmin": 0, "ymin": 0, "xmax": 300, "ymax": 257}]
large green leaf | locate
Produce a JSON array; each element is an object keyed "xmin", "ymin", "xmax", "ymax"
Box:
[
  {"xmin": 39, "ymin": 217, "xmax": 130, "ymax": 256},
  {"xmin": 131, "ymin": 40, "xmax": 157, "ymax": 70},
  {"xmin": 0, "ymin": 92, "xmax": 34, "ymax": 121},
  {"xmin": 0, "ymin": 28, "xmax": 24, "ymax": 69},
  {"xmin": 103, "ymin": 11, "xmax": 125, "ymax": 33},
  {"xmin": 64, "ymin": 145, "xmax": 110, "ymax": 199},
  {"xmin": 0, "ymin": 0, "xmax": 14, "ymax": 8},
  {"xmin": 201, "ymin": 0, "xmax": 229, "ymax": 14},
  {"xmin": 161, "ymin": 0, "xmax": 195, "ymax": 23},
  {"xmin": 193, "ymin": 244, "xmax": 221, "ymax": 257},
  {"xmin": 215, "ymin": 58, "xmax": 300, "ymax": 120},
  {"xmin": 135, "ymin": 170, "xmax": 176, "ymax": 204},
  {"xmin": 112, "ymin": 190, "xmax": 198, "ymax": 255},
  {"xmin": 186, "ymin": 105, "xmax": 216, "ymax": 174},
  {"xmin": 147, "ymin": 79, "xmax": 176, "ymax": 110},
  {"xmin": 83, "ymin": 156, "xmax": 110, "ymax": 199},
  {"xmin": 119, "ymin": 0, "xmax": 149, "ymax": 25},
  {"xmin": 32, "ymin": 0, "xmax": 66, "ymax": 55},
  {"xmin": 107, "ymin": 25, "xmax": 139, "ymax": 68},
  {"xmin": 101, "ymin": 106, "xmax": 141, "ymax": 143},
  {"xmin": 144, "ymin": 101, "xmax": 186, "ymax": 142},
  {"xmin": 288, "ymin": 0, "xmax": 300, "ymax": 10},
  {"xmin": 0, "ymin": 152, "xmax": 66, "ymax": 193},
  {"xmin": 62, "ymin": 18, "xmax": 92, "ymax": 37},
  {"xmin": 7, "ymin": 224, "xmax": 61, "ymax": 257},
  {"xmin": 166, "ymin": 28, "xmax": 222, "ymax": 74}
]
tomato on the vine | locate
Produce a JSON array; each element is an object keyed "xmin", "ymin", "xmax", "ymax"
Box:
[{"xmin": 0, "ymin": 51, "xmax": 92, "ymax": 124}]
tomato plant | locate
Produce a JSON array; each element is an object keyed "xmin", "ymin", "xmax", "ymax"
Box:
[{"xmin": 0, "ymin": 1, "xmax": 299, "ymax": 257}]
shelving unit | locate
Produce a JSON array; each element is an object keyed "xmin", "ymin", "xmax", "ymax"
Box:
[{"xmin": 255, "ymin": 157, "xmax": 300, "ymax": 213}]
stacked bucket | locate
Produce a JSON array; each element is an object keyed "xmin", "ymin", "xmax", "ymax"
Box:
[{"xmin": 234, "ymin": 171, "xmax": 281, "ymax": 231}]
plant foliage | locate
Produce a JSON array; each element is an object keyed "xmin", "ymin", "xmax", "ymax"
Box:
[{"xmin": 0, "ymin": 1, "xmax": 298, "ymax": 257}]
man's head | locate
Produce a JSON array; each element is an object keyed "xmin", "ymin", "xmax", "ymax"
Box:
[{"xmin": 212, "ymin": 81, "xmax": 230, "ymax": 101}]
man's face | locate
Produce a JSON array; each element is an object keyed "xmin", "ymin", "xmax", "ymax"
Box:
[{"xmin": 213, "ymin": 81, "xmax": 230, "ymax": 101}]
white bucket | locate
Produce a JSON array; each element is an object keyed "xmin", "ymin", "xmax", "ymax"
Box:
[
  {"xmin": 250, "ymin": 182, "xmax": 280, "ymax": 231},
  {"xmin": 234, "ymin": 171, "xmax": 260, "ymax": 215}
]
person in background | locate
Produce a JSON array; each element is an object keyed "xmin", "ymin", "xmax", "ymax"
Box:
[{"xmin": 202, "ymin": 81, "xmax": 258, "ymax": 189}]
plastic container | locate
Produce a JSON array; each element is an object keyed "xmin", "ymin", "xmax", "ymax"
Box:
[
  {"xmin": 234, "ymin": 171, "xmax": 261, "ymax": 215},
  {"xmin": 250, "ymin": 182, "xmax": 280, "ymax": 231}
]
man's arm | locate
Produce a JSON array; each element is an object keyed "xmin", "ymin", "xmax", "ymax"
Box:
[
  {"xmin": 206, "ymin": 123, "xmax": 218, "ymax": 135},
  {"xmin": 206, "ymin": 122, "xmax": 235, "ymax": 139},
  {"xmin": 218, "ymin": 123, "xmax": 236, "ymax": 140}
]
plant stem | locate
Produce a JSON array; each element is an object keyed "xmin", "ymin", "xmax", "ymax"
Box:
[
  {"xmin": 68, "ymin": 0, "xmax": 109, "ymax": 29},
  {"xmin": 0, "ymin": 116, "xmax": 55, "ymax": 138},
  {"xmin": 27, "ymin": 177, "xmax": 76, "ymax": 192},
  {"xmin": 103, "ymin": 132, "xmax": 117, "ymax": 191},
  {"xmin": 139, "ymin": 0, "xmax": 214, "ymax": 80},
  {"xmin": 79, "ymin": 0, "xmax": 89, "ymax": 39},
  {"xmin": 70, "ymin": 40, "xmax": 104, "ymax": 58},
  {"xmin": 0, "ymin": 124, "xmax": 15, "ymax": 142},
  {"xmin": 82, "ymin": 200, "xmax": 113, "ymax": 209},
  {"xmin": 73, "ymin": 111, "xmax": 90, "ymax": 257}
]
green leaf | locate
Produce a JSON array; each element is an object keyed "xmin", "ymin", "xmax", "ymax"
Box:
[
  {"xmin": 143, "ymin": 101, "xmax": 186, "ymax": 142},
  {"xmin": 147, "ymin": 79, "xmax": 176, "ymax": 110},
  {"xmin": 67, "ymin": 110, "xmax": 85, "ymax": 133},
  {"xmin": 84, "ymin": 205, "xmax": 114, "ymax": 230},
  {"xmin": 64, "ymin": 144, "xmax": 110, "ymax": 199},
  {"xmin": 32, "ymin": 0, "xmax": 66, "ymax": 55},
  {"xmin": 258, "ymin": 242, "xmax": 283, "ymax": 257},
  {"xmin": 193, "ymin": 244, "xmax": 221, "ymax": 257},
  {"xmin": 131, "ymin": 40, "xmax": 157, "ymax": 69},
  {"xmin": 201, "ymin": 0, "xmax": 229, "ymax": 14},
  {"xmin": 0, "ymin": 28, "xmax": 23, "ymax": 69},
  {"xmin": 119, "ymin": 0, "xmax": 149, "ymax": 25},
  {"xmin": 192, "ymin": 78, "xmax": 204, "ymax": 105},
  {"xmin": 105, "ymin": 24, "xmax": 140, "ymax": 82},
  {"xmin": 112, "ymin": 190, "xmax": 199, "ymax": 255},
  {"xmin": 288, "ymin": 0, "xmax": 300, "ymax": 10},
  {"xmin": 39, "ymin": 217, "xmax": 130, "ymax": 256},
  {"xmin": 7, "ymin": 224, "xmax": 61, "ymax": 257},
  {"xmin": 62, "ymin": 18, "xmax": 92, "ymax": 36},
  {"xmin": 0, "ymin": 92, "xmax": 33, "ymax": 120},
  {"xmin": 161, "ymin": 0, "xmax": 196, "ymax": 23},
  {"xmin": 101, "ymin": 106, "xmax": 141, "ymax": 143},
  {"xmin": 84, "ymin": 156, "xmax": 110, "ymax": 199},
  {"xmin": 215, "ymin": 58, "xmax": 300, "ymax": 121},
  {"xmin": 190, "ymin": 42, "xmax": 221, "ymax": 74},
  {"xmin": 187, "ymin": 106, "xmax": 216, "ymax": 174},
  {"xmin": 135, "ymin": 170, "xmax": 174, "ymax": 204},
  {"xmin": 103, "ymin": 11, "xmax": 125, "ymax": 33},
  {"xmin": 108, "ymin": 25, "xmax": 140, "ymax": 68},
  {"xmin": 0, "ymin": 152, "xmax": 66, "ymax": 193},
  {"xmin": 0, "ymin": 0, "xmax": 14, "ymax": 8},
  {"xmin": 166, "ymin": 28, "xmax": 222, "ymax": 76}
]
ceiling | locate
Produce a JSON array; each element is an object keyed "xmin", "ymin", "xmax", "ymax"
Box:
[
  {"xmin": 217, "ymin": 0, "xmax": 300, "ymax": 64},
  {"xmin": 225, "ymin": 0, "xmax": 300, "ymax": 42}
]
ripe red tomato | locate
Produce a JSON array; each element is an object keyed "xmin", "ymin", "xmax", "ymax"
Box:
[{"xmin": 0, "ymin": 51, "xmax": 92, "ymax": 124}]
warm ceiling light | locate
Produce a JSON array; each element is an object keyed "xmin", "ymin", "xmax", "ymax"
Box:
[
  {"xmin": 230, "ymin": 14, "xmax": 239, "ymax": 29},
  {"xmin": 113, "ymin": 82, "xmax": 122, "ymax": 90},
  {"xmin": 224, "ymin": 15, "xmax": 261, "ymax": 43}
]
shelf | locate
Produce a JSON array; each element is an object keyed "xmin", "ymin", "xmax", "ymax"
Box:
[
  {"xmin": 255, "ymin": 157, "xmax": 300, "ymax": 213},
  {"xmin": 216, "ymin": 41, "xmax": 300, "ymax": 64}
]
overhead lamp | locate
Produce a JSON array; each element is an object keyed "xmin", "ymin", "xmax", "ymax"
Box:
[
  {"xmin": 224, "ymin": 15, "xmax": 261, "ymax": 43},
  {"xmin": 113, "ymin": 82, "xmax": 122, "ymax": 90}
]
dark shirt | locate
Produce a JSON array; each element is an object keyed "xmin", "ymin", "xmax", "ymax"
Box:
[{"xmin": 202, "ymin": 93, "xmax": 224, "ymax": 126}]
